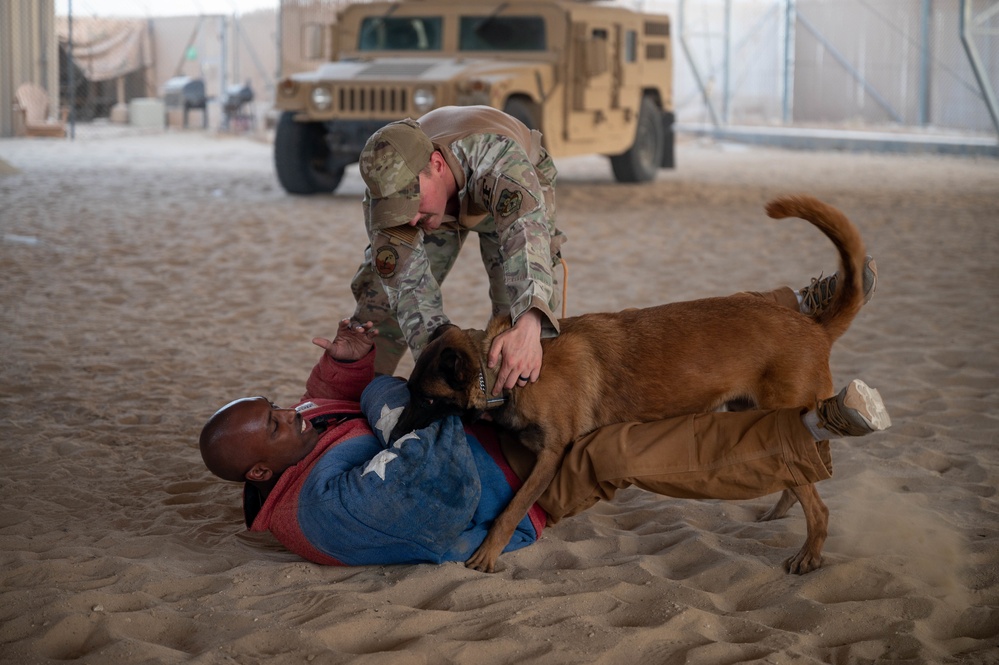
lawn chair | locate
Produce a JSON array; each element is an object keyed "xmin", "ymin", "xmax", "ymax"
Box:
[{"xmin": 13, "ymin": 83, "xmax": 66, "ymax": 138}]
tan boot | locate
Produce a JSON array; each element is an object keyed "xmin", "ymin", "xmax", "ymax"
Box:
[
  {"xmin": 815, "ymin": 379, "xmax": 892, "ymax": 437},
  {"xmin": 799, "ymin": 255, "xmax": 878, "ymax": 316}
]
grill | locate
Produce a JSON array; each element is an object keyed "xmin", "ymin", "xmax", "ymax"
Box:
[
  {"xmin": 325, "ymin": 61, "xmax": 437, "ymax": 117},
  {"xmin": 337, "ymin": 85, "xmax": 410, "ymax": 115},
  {"xmin": 163, "ymin": 76, "xmax": 207, "ymax": 128},
  {"xmin": 222, "ymin": 82, "xmax": 255, "ymax": 131}
]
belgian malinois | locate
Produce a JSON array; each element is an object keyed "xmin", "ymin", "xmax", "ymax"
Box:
[{"xmin": 391, "ymin": 195, "xmax": 867, "ymax": 574}]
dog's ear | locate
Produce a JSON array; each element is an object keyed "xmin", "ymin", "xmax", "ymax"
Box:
[
  {"xmin": 429, "ymin": 323, "xmax": 458, "ymax": 344},
  {"xmin": 438, "ymin": 347, "xmax": 474, "ymax": 392}
]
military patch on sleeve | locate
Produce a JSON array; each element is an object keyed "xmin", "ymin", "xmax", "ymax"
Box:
[
  {"xmin": 496, "ymin": 188, "xmax": 524, "ymax": 219},
  {"xmin": 375, "ymin": 245, "xmax": 400, "ymax": 278}
]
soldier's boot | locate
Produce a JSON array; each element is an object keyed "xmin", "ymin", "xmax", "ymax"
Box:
[{"xmin": 798, "ymin": 255, "xmax": 877, "ymax": 317}]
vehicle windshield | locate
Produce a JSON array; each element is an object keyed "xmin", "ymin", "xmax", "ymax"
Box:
[
  {"xmin": 459, "ymin": 16, "xmax": 546, "ymax": 51},
  {"xmin": 358, "ymin": 17, "xmax": 443, "ymax": 51}
]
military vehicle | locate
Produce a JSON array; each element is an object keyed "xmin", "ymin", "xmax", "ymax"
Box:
[{"xmin": 273, "ymin": 0, "xmax": 674, "ymax": 195}]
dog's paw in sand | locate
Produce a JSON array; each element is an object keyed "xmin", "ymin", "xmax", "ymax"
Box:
[{"xmin": 785, "ymin": 548, "xmax": 824, "ymax": 575}]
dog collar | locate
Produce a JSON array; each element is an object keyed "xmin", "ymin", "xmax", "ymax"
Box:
[
  {"xmin": 468, "ymin": 329, "xmax": 506, "ymax": 409},
  {"xmin": 478, "ymin": 369, "xmax": 506, "ymax": 409}
]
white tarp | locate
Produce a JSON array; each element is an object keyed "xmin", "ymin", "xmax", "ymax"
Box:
[{"xmin": 57, "ymin": 17, "xmax": 152, "ymax": 82}]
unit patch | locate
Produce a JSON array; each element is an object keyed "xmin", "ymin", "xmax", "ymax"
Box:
[
  {"xmin": 375, "ymin": 245, "xmax": 400, "ymax": 278},
  {"xmin": 496, "ymin": 188, "xmax": 523, "ymax": 218}
]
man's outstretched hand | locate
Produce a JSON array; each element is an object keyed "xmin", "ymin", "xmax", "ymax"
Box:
[{"xmin": 313, "ymin": 319, "xmax": 378, "ymax": 362}]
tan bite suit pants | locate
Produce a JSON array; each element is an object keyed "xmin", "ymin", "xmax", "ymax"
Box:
[{"xmin": 541, "ymin": 408, "xmax": 830, "ymax": 523}]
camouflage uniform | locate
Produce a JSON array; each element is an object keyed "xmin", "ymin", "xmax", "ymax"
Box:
[{"xmin": 351, "ymin": 106, "xmax": 567, "ymax": 375}]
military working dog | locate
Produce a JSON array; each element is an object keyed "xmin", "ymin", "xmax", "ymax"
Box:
[{"xmin": 391, "ymin": 195, "xmax": 867, "ymax": 574}]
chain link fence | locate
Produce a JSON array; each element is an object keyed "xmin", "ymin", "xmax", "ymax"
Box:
[
  {"xmin": 2, "ymin": 0, "xmax": 997, "ymax": 142},
  {"xmin": 658, "ymin": 0, "xmax": 999, "ymax": 136}
]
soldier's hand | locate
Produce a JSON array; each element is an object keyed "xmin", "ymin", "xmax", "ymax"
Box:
[
  {"xmin": 488, "ymin": 309, "xmax": 543, "ymax": 394},
  {"xmin": 313, "ymin": 319, "xmax": 378, "ymax": 362}
]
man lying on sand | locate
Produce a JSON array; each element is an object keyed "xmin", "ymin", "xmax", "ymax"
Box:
[{"xmin": 200, "ymin": 287, "xmax": 891, "ymax": 568}]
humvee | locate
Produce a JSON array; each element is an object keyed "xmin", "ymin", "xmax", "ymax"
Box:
[{"xmin": 273, "ymin": 0, "xmax": 674, "ymax": 195}]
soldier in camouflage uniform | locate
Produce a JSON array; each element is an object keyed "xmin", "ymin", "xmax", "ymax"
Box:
[
  {"xmin": 351, "ymin": 105, "xmax": 880, "ymax": 391},
  {"xmin": 351, "ymin": 105, "xmax": 566, "ymax": 392}
]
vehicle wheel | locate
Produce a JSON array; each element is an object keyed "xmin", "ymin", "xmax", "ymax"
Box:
[
  {"xmin": 274, "ymin": 111, "xmax": 344, "ymax": 195},
  {"xmin": 661, "ymin": 111, "xmax": 676, "ymax": 169},
  {"xmin": 503, "ymin": 97, "xmax": 539, "ymax": 130},
  {"xmin": 610, "ymin": 97, "xmax": 664, "ymax": 183}
]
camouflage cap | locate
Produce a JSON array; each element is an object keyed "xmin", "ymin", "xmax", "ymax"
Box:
[{"xmin": 358, "ymin": 118, "xmax": 434, "ymax": 230}]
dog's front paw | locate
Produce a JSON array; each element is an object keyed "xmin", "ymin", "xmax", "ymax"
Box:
[{"xmin": 784, "ymin": 548, "xmax": 823, "ymax": 574}]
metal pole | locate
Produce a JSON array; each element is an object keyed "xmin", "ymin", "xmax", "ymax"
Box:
[
  {"xmin": 219, "ymin": 15, "xmax": 227, "ymax": 130},
  {"xmin": 68, "ymin": 0, "xmax": 75, "ymax": 139},
  {"xmin": 959, "ymin": 0, "xmax": 999, "ymax": 137},
  {"xmin": 918, "ymin": 0, "xmax": 930, "ymax": 126},
  {"xmin": 722, "ymin": 0, "xmax": 731, "ymax": 124},
  {"xmin": 276, "ymin": 0, "xmax": 283, "ymax": 80},
  {"xmin": 782, "ymin": 0, "xmax": 795, "ymax": 124},
  {"xmin": 39, "ymin": 1, "xmax": 48, "ymax": 89}
]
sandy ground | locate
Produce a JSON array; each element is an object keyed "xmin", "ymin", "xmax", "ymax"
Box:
[{"xmin": 1, "ymin": 130, "xmax": 997, "ymax": 664}]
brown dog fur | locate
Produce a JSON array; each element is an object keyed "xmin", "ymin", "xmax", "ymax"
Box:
[{"xmin": 391, "ymin": 194, "xmax": 866, "ymax": 574}]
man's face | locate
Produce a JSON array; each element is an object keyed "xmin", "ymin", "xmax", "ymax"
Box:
[
  {"xmin": 407, "ymin": 157, "xmax": 450, "ymax": 232},
  {"xmin": 226, "ymin": 397, "xmax": 321, "ymax": 479}
]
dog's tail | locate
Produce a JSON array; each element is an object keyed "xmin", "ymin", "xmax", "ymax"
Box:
[{"xmin": 765, "ymin": 195, "xmax": 866, "ymax": 342}]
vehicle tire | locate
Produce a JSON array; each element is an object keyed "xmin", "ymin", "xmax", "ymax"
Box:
[
  {"xmin": 661, "ymin": 110, "xmax": 676, "ymax": 169},
  {"xmin": 610, "ymin": 96, "xmax": 664, "ymax": 183},
  {"xmin": 503, "ymin": 97, "xmax": 539, "ymax": 131},
  {"xmin": 274, "ymin": 111, "xmax": 344, "ymax": 195}
]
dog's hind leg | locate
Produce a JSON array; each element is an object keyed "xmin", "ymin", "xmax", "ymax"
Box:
[
  {"xmin": 783, "ymin": 483, "xmax": 829, "ymax": 574},
  {"xmin": 758, "ymin": 489, "xmax": 798, "ymax": 522},
  {"xmin": 466, "ymin": 446, "xmax": 564, "ymax": 573}
]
